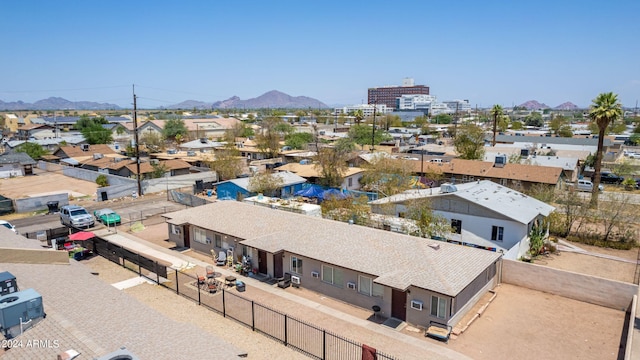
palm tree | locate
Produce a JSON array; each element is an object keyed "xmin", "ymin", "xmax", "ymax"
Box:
[
  {"xmin": 589, "ymin": 92, "xmax": 622, "ymax": 207},
  {"xmin": 353, "ymin": 109, "xmax": 364, "ymax": 125},
  {"xmin": 490, "ymin": 105, "xmax": 503, "ymax": 146}
]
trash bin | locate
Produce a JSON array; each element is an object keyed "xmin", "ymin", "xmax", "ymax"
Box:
[{"xmin": 46, "ymin": 201, "xmax": 59, "ymax": 214}]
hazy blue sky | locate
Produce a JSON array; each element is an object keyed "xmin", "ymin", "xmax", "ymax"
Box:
[{"xmin": 1, "ymin": 0, "xmax": 639, "ymax": 109}]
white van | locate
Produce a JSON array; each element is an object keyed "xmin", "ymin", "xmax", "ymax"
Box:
[{"xmin": 576, "ymin": 179, "xmax": 603, "ymax": 192}]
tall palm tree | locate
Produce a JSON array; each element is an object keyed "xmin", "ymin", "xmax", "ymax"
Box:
[
  {"xmin": 490, "ymin": 104, "xmax": 503, "ymax": 146},
  {"xmin": 353, "ymin": 109, "xmax": 364, "ymax": 125},
  {"xmin": 589, "ymin": 92, "xmax": 622, "ymax": 207}
]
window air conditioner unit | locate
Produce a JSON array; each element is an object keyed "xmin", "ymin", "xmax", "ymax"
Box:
[
  {"xmin": 410, "ymin": 300, "xmax": 423, "ymax": 311},
  {"xmin": 291, "ymin": 276, "xmax": 301, "ymax": 287},
  {"xmin": 311, "ymin": 271, "xmax": 319, "ymax": 278},
  {"xmin": 347, "ymin": 282, "xmax": 356, "ymax": 290}
]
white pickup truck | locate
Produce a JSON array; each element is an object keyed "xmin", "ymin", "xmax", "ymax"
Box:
[{"xmin": 571, "ymin": 179, "xmax": 604, "ymax": 192}]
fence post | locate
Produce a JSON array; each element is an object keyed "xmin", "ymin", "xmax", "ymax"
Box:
[
  {"xmin": 251, "ymin": 301, "xmax": 255, "ymax": 331},
  {"xmin": 222, "ymin": 288, "xmax": 226, "ymax": 317},
  {"xmin": 121, "ymin": 246, "xmax": 125, "ymax": 268},
  {"xmin": 322, "ymin": 329, "xmax": 326, "ymax": 360},
  {"xmin": 284, "ymin": 314, "xmax": 288, "ymax": 346},
  {"xmin": 198, "ymin": 281, "xmax": 201, "ymax": 305},
  {"xmin": 175, "ymin": 269, "xmax": 179, "ymax": 295},
  {"xmin": 137, "ymin": 253, "xmax": 141, "ymax": 276}
]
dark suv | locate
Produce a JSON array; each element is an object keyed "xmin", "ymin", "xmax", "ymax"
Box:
[{"xmin": 593, "ymin": 172, "xmax": 624, "ymax": 184}]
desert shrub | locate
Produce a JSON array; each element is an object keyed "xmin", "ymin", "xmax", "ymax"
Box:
[{"xmin": 96, "ymin": 174, "xmax": 109, "ymax": 187}]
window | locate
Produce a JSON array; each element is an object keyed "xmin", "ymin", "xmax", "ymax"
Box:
[
  {"xmin": 214, "ymin": 234, "xmax": 222, "ymax": 248},
  {"xmin": 170, "ymin": 224, "xmax": 181, "ymax": 235},
  {"xmin": 194, "ymin": 228, "xmax": 209, "ymax": 244},
  {"xmin": 321, "ymin": 265, "xmax": 343, "ymax": 287},
  {"xmin": 291, "ymin": 256, "xmax": 303, "ymax": 274},
  {"xmin": 451, "ymin": 219, "xmax": 462, "ymax": 234},
  {"xmin": 431, "ymin": 295, "xmax": 447, "ymax": 319},
  {"xmin": 500, "ymin": 178, "xmax": 508, "ymax": 186},
  {"xmin": 358, "ymin": 275, "xmax": 372, "ymax": 296},
  {"xmin": 491, "ymin": 226, "xmax": 504, "ymax": 241},
  {"xmin": 348, "ymin": 177, "xmax": 353, "ymax": 187}
]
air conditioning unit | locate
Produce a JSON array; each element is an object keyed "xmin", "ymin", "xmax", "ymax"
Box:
[
  {"xmin": 291, "ymin": 276, "xmax": 301, "ymax": 287},
  {"xmin": 80, "ymin": 144, "xmax": 90, "ymax": 151},
  {"xmin": 93, "ymin": 153, "xmax": 103, "ymax": 160},
  {"xmin": 347, "ymin": 282, "xmax": 356, "ymax": 290},
  {"xmin": 410, "ymin": 300, "xmax": 423, "ymax": 311},
  {"xmin": 311, "ymin": 271, "xmax": 319, "ymax": 278}
]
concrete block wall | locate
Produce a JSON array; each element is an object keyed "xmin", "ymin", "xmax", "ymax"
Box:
[
  {"xmin": 502, "ymin": 259, "xmax": 638, "ymax": 310},
  {"xmin": 14, "ymin": 193, "xmax": 69, "ymax": 213}
]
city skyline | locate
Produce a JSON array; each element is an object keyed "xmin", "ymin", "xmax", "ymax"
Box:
[{"xmin": 1, "ymin": 0, "xmax": 639, "ymax": 109}]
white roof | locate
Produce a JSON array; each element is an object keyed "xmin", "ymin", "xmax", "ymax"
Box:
[
  {"xmin": 371, "ymin": 180, "xmax": 555, "ymax": 224},
  {"xmin": 227, "ymin": 171, "xmax": 306, "ymax": 191}
]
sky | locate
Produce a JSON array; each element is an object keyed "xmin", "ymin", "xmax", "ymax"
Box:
[{"xmin": 1, "ymin": 0, "xmax": 639, "ymax": 109}]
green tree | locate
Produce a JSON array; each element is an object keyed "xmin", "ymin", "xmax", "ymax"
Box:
[
  {"xmin": 140, "ymin": 131, "xmax": 164, "ymax": 153},
  {"xmin": 248, "ymin": 171, "xmax": 285, "ymax": 197},
  {"xmin": 413, "ymin": 115, "xmax": 429, "ymax": 128},
  {"xmin": 557, "ymin": 124, "xmax": 574, "ymax": 137},
  {"xmin": 162, "ymin": 119, "xmax": 188, "ymax": 141},
  {"xmin": 256, "ymin": 117, "xmax": 292, "ymax": 158},
  {"xmin": 82, "ymin": 123, "xmax": 112, "ymax": 144},
  {"xmin": 353, "ymin": 109, "xmax": 364, "ymax": 125},
  {"xmin": 405, "ymin": 198, "xmax": 451, "ymax": 239},
  {"xmin": 15, "ymin": 142, "xmax": 47, "ymax": 160},
  {"xmin": 347, "ymin": 124, "xmax": 391, "ymax": 150},
  {"xmin": 315, "ymin": 138, "xmax": 355, "ymax": 187},
  {"xmin": 95, "ymin": 174, "xmax": 109, "ymax": 187},
  {"xmin": 284, "ymin": 132, "xmax": 313, "ymax": 150},
  {"xmin": 629, "ymin": 133, "xmax": 640, "ymax": 146},
  {"xmin": 149, "ymin": 162, "xmax": 168, "ymax": 179},
  {"xmin": 511, "ymin": 121, "xmax": 524, "ymax": 130},
  {"xmin": 454, "ymin": 124, "xmax": 486, "ymax": 160},
  {"xmin": 524, "ymin": 112, "xmax": 544, "ymax": 127},
  {"xmin": 589, "ymin": 92, "xmax": 623, "ymax": 207},
  {"xmin": 360, "ymin": 157, "xmax": 415, "ymax": 197},
  {"xmin": 497, "ymin": 114, "xmax": 510, "ymax": 132},
  {"xmin": 208, "ymin": 143, "xmax": 243, "ymax": 181},
  {"xmin": 490, "ymin": 105, "xmax": 503, "ymax": 146},
  {"xmin": 432, "ymin": 114, "xmax": 452, "ymax": 124},
  {"xmin": 549, "ymin": 115, "xmax": 569, "ymax": 135}
]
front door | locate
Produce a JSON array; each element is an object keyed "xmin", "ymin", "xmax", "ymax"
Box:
[
  {"xmin": 258, "ymin": 250, "xmax": 267, "ymax": 274},
  {"xmin": 273, "ymin": 252, "xmax": 283, "ymax": 278},
  {"xmin": 183, "ymin": 226, "xmax": 190, "ymax": 248},
  {"xmin": 391, "ymin": 289, "xmax": 407, "ymax": 321}
]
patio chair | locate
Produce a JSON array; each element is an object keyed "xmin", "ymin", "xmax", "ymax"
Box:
[
  {"xmin": 216, "ymin": 251, "xmax": 226, "ymax": 266},
  {"xmin": 206, "ymin": 265, "xmax": 215, "ymax": 279},
  {"xmin": 277, "ymin": 272, "xmax": 292, "ymax": 289}
]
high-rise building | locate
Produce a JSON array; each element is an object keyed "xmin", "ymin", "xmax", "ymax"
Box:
[{"xmin": 367, "ymin": 78, "xmax": 430, "ymax": 109}]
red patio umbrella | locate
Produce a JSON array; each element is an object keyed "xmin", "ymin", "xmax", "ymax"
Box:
[{"xmin": 68, "ymin": 231, "xmax": 95, "ymax": 241}]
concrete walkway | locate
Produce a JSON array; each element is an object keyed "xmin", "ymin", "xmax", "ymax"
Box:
[{"xmin": 95, "ymin": 229, "xmax": 471, "ymax": 360}]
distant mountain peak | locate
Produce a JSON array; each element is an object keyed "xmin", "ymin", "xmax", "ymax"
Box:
[
  {"xmin": 518, "ymin": 100, "xmax": 549, "ymax": 110},
  {"xmin": 554, "ymin": 102, "xmax": 579, "ymax": 110},
  {"xmin": 0, "ymin": 97, "xmax": 121, "ymax": 110}
]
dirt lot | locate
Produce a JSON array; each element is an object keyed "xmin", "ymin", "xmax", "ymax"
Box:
[
  {"xmin": 532, "ymin": 244, "xmax": 639, "ymax": 283},
  {"xmin": 0, "ymin": 168, "xmax": 99, "ymax": 200}
]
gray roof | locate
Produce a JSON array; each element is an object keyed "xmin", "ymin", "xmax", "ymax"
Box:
[
  {"xmin": 225, "ymin": 171, "xmax": 307, "ymax": 191},
  {"xmin": 493, "ymin": 134, "xmax": 612, "ymax": 147},
  {"xmin": 370, "ymin": 180, "xmax": 555, "ymax": 224},
  {"xmin": 0, "ymin": 152, "xmax": 37, "ymax": 165},
  {"xmin": 164, "ymin": 201, "xmax": 501, "ymax": 296}
]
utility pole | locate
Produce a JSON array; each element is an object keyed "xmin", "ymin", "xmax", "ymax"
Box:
[
  {"xmin": 453, "ymin": 102, "xmax": 459, "ymax": 138},
  {"xmin": 133, "ymin": 85, "xmax": 142, "ymax": 196},
  {"xmin": 370, "ymin": 101, "xmax": 377, "ymax": 152}
]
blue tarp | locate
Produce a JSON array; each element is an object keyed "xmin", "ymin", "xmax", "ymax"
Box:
[
  {"xmin": 294, "ymin": 185, "xmax": 325, "ymax": 198},
  {"xmin": 319, "ymin": 188, "xmax": 347, "ymax": 200}
]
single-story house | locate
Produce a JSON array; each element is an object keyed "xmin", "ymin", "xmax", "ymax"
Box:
[
  {"xmin": 369, "ymin": 180, "xmax": 555, "ymax": 259},
  {"xmin": 0, "ymin": 152, "xmax": 37, "ymax": 178},
  {"xmin": 216, "ymin": 171, "xmax": 307, "ymax": 200},
  {"xmin": 162, "ymin": 200, "xmax": 502, "ymax": 328},
  {"xmin": 275, "ymin": 162, "xmax": 364, "ymax": 191}
]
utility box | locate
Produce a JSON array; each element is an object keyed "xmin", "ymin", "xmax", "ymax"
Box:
[
  {"xmin": 0, "ymin": 288, "xmax": 45, "ymax": 338},
  {"xmin": 0, "ymin": 272, "xmax": 18, "ymax": 296}
]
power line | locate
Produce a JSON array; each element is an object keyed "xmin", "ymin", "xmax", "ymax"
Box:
[{"xmin": 0, "ymin": 85, "xmax": 130, "ymax": 94}]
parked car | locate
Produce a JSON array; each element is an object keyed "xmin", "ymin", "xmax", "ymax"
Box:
[
  {"xmin": 575, "ymin": 179, "xmax": 603, "ymax": 192},
  {"xmin": 594, "ymin": 172, "xmax": 624, "ymax": 184},
  {"xmin": 93, "ymin": 208, "xmax": 121, "ymax": 226},
  {"xmin": 60, "ymin": 205, "xmax": 95, "ymax": 228},
  {"xmin": 0, "ymin": 220, "xmax": 17, "ymax": 234}
]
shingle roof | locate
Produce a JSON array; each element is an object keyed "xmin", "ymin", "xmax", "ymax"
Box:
[
  {"xmin": 370, "ymin": 180, "xmax": 555, "ymax": 224},
  {"xmin": 0, "ymin": 152, "xmax": 37, "ymax": 165},
  {"xmin": 58, "ymin": 144, "xmax": 119, "ymax": 158},
  {"xmin": 163, "ymin": 201, "xmax": 501, "ymax": 296}
]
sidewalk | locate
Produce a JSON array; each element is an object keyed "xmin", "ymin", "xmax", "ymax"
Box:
[
  {"xmin": 557, "ymin": 239, "xmax": 640, "ymax": 264},
  {"xmin": 96, "ymin": 228, "xmax": 472, "ymax": 360}
]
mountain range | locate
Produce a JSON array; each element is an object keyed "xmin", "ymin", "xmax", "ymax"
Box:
[
  {"xmin": 0, "ymin": 97, "xmax": 122, "ymax": 111},
  {"xmin": 518, "ymin": 100, "xmax": 580, "ymax": 110},
  {"xmin": 167, "ymin": 90, "xmax": 329, "ymax": 110}
]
